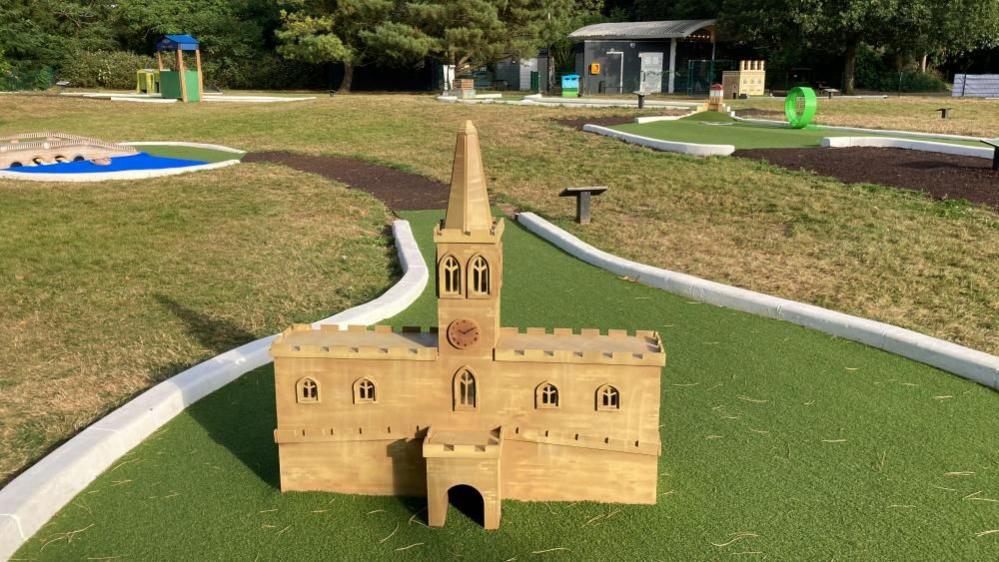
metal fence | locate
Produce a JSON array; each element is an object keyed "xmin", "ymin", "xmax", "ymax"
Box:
[{"xmin": 0, "ymin": 66, "xmax": 55, "ymax": 91}]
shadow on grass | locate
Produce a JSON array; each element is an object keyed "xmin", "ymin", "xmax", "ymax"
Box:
[
  {"xmin": 186, "ymin": 364, "xmax": 281, "ymax": 489},
  {"xmin": 154, "ymin": 294, "xmax": 257, "ymax": 355},
  {"xmin": 153, "ymin": 294, "xmax": 280, "ymax": 488}
]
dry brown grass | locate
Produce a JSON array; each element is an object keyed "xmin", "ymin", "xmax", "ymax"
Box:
[
  {"xmin": 0, "ymin": 159, "xmax": 393, "ymax": 482},
  {"xmin": 1, "ymin": 92, "xmax": 996, "ymax": 482}
]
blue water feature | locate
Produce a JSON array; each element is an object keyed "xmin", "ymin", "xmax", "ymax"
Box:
[{"xmin": 4, "ymin": 152, "xmax": 207, "ymax": 174}]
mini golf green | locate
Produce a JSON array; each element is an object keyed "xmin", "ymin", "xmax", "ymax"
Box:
[
  {"xmin": 140, "ymin": 144, "xmax": 243, "ymax": 163},
  {"xmin": 16, "ymin": 210, "xmax": 999, "ymax": 560},
  {"xmin": 610, "ymin": 112, "xmax": 984, "ymax": 150}
]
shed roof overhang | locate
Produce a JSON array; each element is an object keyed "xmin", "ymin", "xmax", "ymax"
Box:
[{"xmin": 568, "ymin": 19, "xmax": 716, "ymax": 41}]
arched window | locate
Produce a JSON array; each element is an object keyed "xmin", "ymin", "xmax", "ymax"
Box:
[
  {"xmin": 536, "ymin": 382, "xmax": 559, "ymax": 409},
  {"xmin": 297, "ymin": 377, "xmax": 320, "ymax": 404},
  {"xmin": 453, "ymin": 368, "xmax": 477, "ymax": 410},
  {"xmin": 596, "ymin": 384, "xmax": 620, "ymax": 411},
  {"xmin": 352, "ymin": 377, "xmax": 377, "ymax": 404},
  {"xmin": 439, "ymin": 255, "xmax": 462, "ymax": 297},
  {"xmin": 468, "ymin": 255, "xmax": 490, "ymax": 296},
  {"xmin": 73, "ymin": 155, "xmax": 86, "ymax": 162}
]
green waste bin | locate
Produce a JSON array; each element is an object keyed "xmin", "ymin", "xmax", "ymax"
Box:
[{"xmin": 561, "ymin": 74, "xmax": 579, "ymax": 97}]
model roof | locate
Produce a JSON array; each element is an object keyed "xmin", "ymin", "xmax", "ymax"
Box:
[
  {"xmin": 568, "ymin": 19, "xmax": 716, "ymax": 41},
  {"xmin": 441, "ymin": 121, "xmax": 494, "ymax": 234}
]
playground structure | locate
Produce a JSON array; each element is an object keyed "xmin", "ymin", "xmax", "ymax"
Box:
[
  {"xmin": 0, "ymin": 132, "xmax": 136, "ymax": 169},
  {"xmin": 722, "ymin": 60, "xmax": 766, "ymax": 98},
  {"xmin": 136, "ymin": 68, "xmax": 159, "ymax": 94},
  {"xmin": 155, "ymin": 34, "xmax": 203, "ymax": 103}
]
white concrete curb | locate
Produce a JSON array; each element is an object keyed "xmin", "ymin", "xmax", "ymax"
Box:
[
  {"xmin": 0, "ymin": 220, "xmax": 427, "ymax": 561},
  {"xmin": 524, "ymin": 95, "xmax": 702, "ymax": 109},
  {"xmin": 61, "ymin": 92, "xmax": 314, "ymax": 104},
  {"xmin": 517, "ymin": 212, "xmax": 999, "ymax": 390},
  {"xmin": 820, "ymin": 136, "xmax": 994, "ymax": 159},
  {"xmin": 582, "ymin": 124, "xmax": 735, "ymax": 156},
  {"xmin": 0, "ymin": 159, "xmax": 240, "ymax": 183},
  {"xmin": 202, "ymin": 95, "xmax": 315, "ymax": 103},
  {"xmin": 110, "ymin": 97, "xmax": 177, "ymax": 104},
  {"xmin": 634, "ymin": 111, "xmax": 701, "ymax": 124},
  {"xmin": 435, "ymin": 93, "xmax": 703, "ymax": 110}
]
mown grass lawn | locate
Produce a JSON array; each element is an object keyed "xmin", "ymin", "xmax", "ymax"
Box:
[
  {"xmin": 0, "ymin": 162, "xmax": 394, "ymax": 483},
  {"xmin": 1, "ymin": 92, "xmax": 996, "ymax": 487},
  {"xmin": 16, "ymin": 210, "xmax": 999, "ymax": 561}
]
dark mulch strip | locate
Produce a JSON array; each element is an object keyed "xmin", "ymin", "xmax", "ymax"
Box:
[
  {"xmin": 734, "ymin": 146, "xmax": 999, "ymax": 209},
  {"xmin": 244, "ymin": 151, "xmax": 449, "ymax": 211}
]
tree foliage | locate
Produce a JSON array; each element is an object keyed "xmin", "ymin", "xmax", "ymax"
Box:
[
  {"xmin": 2, "ymin": 0, "xmax": 997, "ymax": 93},
  {"xmin": 276, "ymin": 0, "xmax": 427, "ymax": 91},
  {"xmin": 404, "ymin": 0, "xmax": 588, "ymax": 73},
  {"xmin": 718, "ymin": 0, "xmax": 999, "ymax": 93}
]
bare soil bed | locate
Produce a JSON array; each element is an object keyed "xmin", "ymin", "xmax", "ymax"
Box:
[
  {"xmin": 245, "ymin": 151, "xmax": 449, "ymax": 211},
  {"xmin": 734, "ymin": 146, "xmax": 999, "ymax": 208}
]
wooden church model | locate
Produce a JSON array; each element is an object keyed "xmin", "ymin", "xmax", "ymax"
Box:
[{"xmin": 270, "ymin": 121, "xmax": 666, "ymax": 529}]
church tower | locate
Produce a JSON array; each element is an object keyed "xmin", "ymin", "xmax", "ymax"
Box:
[{"xmin": 434, "ymin": 121, "xmax": 504, "ymax": 358}]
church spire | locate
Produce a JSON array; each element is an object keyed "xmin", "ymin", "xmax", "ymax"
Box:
[{"xmin": 442, "ymin": 121, "xmax": 493, "ymax": 234}]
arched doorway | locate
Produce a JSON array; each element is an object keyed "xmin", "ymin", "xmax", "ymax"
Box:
[{"xmin": 447, "ymin": 484, "xmax": 485, "ymax": 527}]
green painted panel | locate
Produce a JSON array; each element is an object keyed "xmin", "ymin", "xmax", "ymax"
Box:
[{"xmin": 158, "ymin": 70, "xmax": 201, "ymax": 102}]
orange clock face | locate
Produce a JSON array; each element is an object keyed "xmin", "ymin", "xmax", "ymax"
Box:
[{"xmin": 447, "ymin": 318, "xmax": 481, "ymax": 349}]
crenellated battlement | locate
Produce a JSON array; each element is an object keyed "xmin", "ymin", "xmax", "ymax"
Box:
[
  {"xmin": 494, "ymin": 326, "xmax": 665, "ymax": 366},
  {"xmin": 270, "ymin": 323, "xmax": 438, "ymax": 360}
]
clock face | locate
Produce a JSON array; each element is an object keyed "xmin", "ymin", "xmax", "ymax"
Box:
[{"xmin": 447, "ymin": 318, "xmax": 481, "ymax": 349}]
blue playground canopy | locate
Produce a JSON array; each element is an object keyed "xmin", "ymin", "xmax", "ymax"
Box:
[
  {"xmin": 157, "ymin": 35, "xmax": 200, "ymax": 52},
  {"xmin": 5, "ymin": 153, "xmax": 206, "ymax": 174}
]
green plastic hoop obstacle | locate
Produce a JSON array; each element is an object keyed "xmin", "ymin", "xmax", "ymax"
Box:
[{"xmin": 784, "ymin": 86, "xmax": 818, "ymax": 129}]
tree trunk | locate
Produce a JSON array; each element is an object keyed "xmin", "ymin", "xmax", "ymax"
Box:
[
  {"xmin": 921, "ymin": 53, "xmax": 928, "ymax": 72},
  {"xmin": 340, "ymin": 61, "xmax": 354, "ymax": 93},
  {"xmin": 843, "ymin": 41, "xmax": 858, "ymax": 95}
]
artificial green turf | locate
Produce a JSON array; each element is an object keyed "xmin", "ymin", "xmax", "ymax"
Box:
[
  {"xmin": 16, "ymin": 210, "xmax": 999, "ymax": 560},
  {"xmin": 610, "ymin": 113, "xmax": 984, "ymax": 149},
  {"xmin": 140, "ymin": 144, "xmax": 243, "ymax": 163}
]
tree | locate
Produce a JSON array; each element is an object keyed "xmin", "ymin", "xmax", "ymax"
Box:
[
  {"xmin": 721, "ymin": 0, "xmax": 901, "ymax": 94},
  {"xmin": 884, "ymin": 0, "xmax": 999, "ymax": 71},
  {"xmin": 115, "ymin": 0, "xmax": 272, "ymax": 69},
  {"xmin": 275, "ymin": 0, "xmax": 402, "ymax": 92},
  {"xmin": 404, "ymin": 0, "xmax": 586, "ymax": 75},
  {"xmin": 720, "ymin": 0, "xmax": 999, "ymax": 94}
]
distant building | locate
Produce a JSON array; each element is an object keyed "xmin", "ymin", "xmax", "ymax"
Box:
[
  {"xmin": 568, "ymin": 19, "xmax": 719, "ymax": 95},
  {"xmin": 494, "ymin": 58, "xmax": 539, "ymax": 91},
  {"xmin": 271, "ymin": 121, "xmax": 666, "ymax": 530}
]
